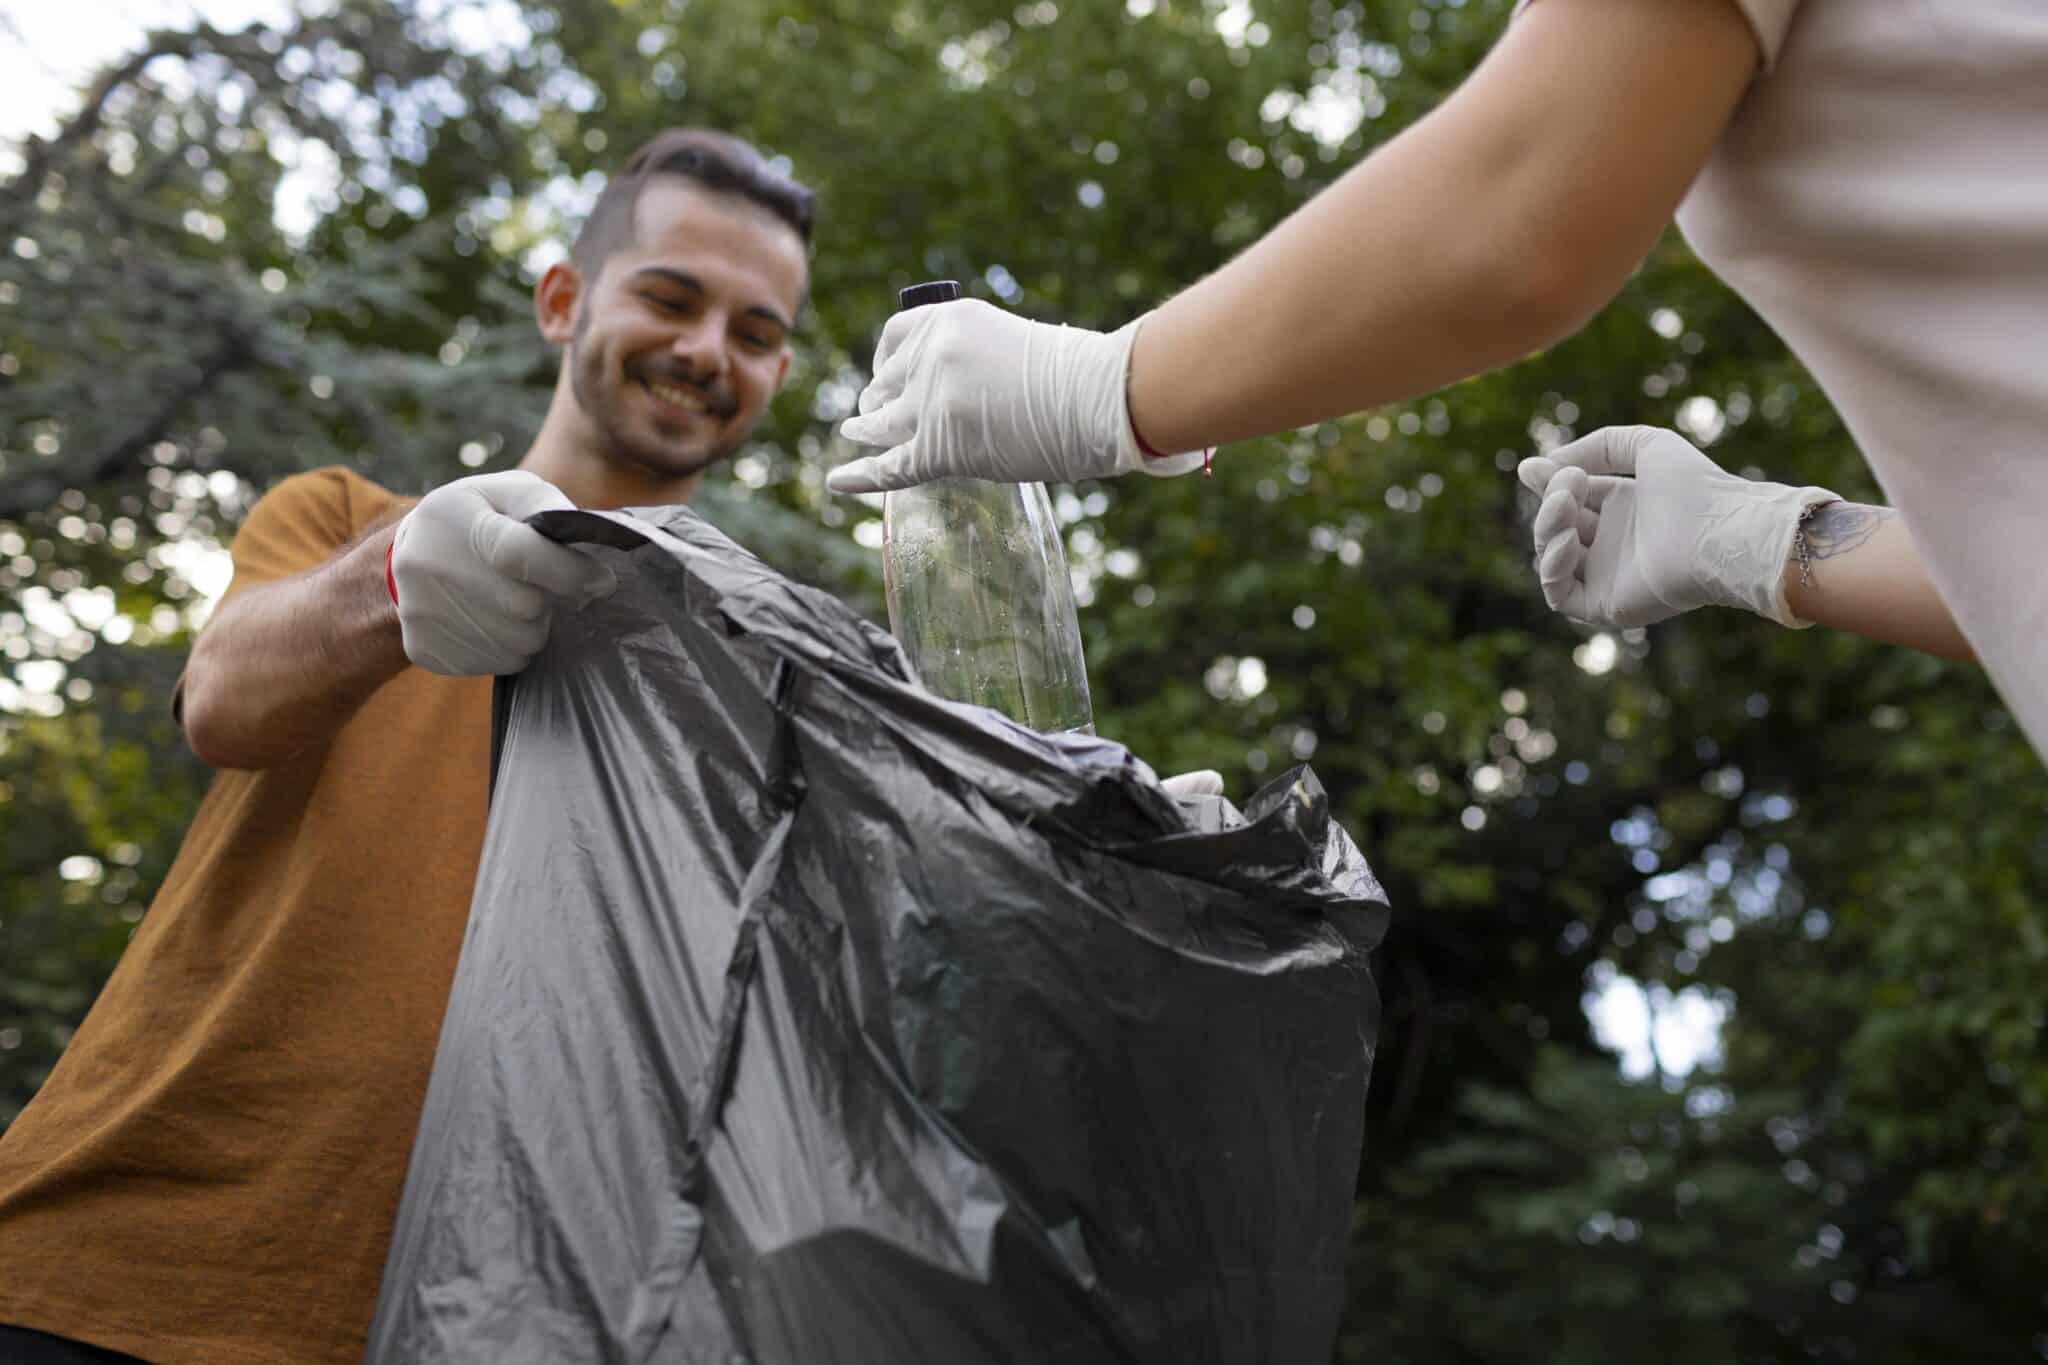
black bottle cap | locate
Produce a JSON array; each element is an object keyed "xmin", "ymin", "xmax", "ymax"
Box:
[{"xmin": 898, "ymin": 280, "xmax": 964, "ymax": 311}]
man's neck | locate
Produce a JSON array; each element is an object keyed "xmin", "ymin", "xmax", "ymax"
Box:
[{"xmin": 519, "ymin": 401, "xmax": 703, "ymax": 511}]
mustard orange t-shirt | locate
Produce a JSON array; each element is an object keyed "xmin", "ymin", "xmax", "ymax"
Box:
[{"xmin": 0, "ymin": 467, "xmax": 496, "ymax": 1364}]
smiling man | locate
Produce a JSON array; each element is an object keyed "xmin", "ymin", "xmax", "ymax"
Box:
[
  {"xmin": 532, "ymin": 133, "xmax": 808, "ymax": 510},
  {"xmin": 0, "ymin": 129, "xmax": 812, "ymax": 1365}
]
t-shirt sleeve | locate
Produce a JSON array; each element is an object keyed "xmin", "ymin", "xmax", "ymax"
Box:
[
  {"xmin": 1511, "ymin": 0, "xmax": 1801, "ymax": 72},
  {"xmin": 217, "ymin": 466, "xmax": 379, "ymax": 607}
]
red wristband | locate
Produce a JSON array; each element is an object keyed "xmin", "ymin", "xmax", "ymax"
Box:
[
  {"xmin": 385, "ymin": 538, "xmax": 399, "ymax": 606},
  {"xmin": 1128, "ymin": 411, "xmax": 1215, "ymax": 478}
]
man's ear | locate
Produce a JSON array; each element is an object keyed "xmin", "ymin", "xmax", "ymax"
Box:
[{"xmin": 535, "ymin": 261, "xmax": 583, "ymax": 344}]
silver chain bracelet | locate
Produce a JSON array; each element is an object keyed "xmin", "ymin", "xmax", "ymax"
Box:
[{"xmin": 1790, "ymin": 500, "xmax": 1838, "ymax": 588}]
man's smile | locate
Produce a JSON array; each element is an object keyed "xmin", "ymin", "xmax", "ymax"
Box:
[{"xmin": 644, "ymin": 377, "xmax": 718, "ymax": 418}]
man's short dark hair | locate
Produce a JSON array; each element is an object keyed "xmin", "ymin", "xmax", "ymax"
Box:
[{"xmin": 570, "ymin": 128, "xmax": 815, "ymax": 282}]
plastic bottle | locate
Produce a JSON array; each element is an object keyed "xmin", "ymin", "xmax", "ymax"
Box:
[{"xmin": 879, "ymin": 281, "xmax": 1095, "ymax": 734}]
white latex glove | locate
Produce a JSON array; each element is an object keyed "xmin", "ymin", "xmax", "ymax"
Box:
[
  {"xmin": 1161, "ymin": 769, "xmax": 1226, "ymax": 800},
  {"xmin": 827, "ymin": 300, "xmax": 1207, "ymax": 494},
  {"xmin": 391, "ymin": 470, "xmax": 617, "ymax": 676},
  {"xmin": 1518, "ymin": 426, "xmax": 1838, "ymax": 630}
]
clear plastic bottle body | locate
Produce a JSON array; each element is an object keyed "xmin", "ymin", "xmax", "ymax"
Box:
[{"xmin": 882, "ymin": 477, "xmax": 1095, "ymax": 735}]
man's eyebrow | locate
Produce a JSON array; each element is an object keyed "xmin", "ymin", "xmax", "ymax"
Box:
[{"xmin": 629, "ymin": 266, "xmax": 794, "ymax": 333}]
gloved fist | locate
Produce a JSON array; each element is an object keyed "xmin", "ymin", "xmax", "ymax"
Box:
[
  {"xmin": 390, "ymin": 470, "xmax": 617, "ymax": 676},
  {"xmin": 1518, "ymin": 426, "xmax": 1838, "ymax": 629},
  {"xmin": 827, "ymin": 300, "xmax": 1206, "ymax": 494}
]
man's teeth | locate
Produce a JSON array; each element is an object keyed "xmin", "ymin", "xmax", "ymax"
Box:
[{"xmin": 647, "ymin": 380, "xmax": 710, "ymax": 414}]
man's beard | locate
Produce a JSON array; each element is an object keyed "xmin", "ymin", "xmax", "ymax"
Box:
[{"xmin": 569, "ymin": 329, "xmax": 745, "ymax": 483}]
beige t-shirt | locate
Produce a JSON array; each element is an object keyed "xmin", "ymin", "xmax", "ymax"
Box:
[{"xmin": 1538, "ymin": 0, "xmax": 2048, "ymax": 758}]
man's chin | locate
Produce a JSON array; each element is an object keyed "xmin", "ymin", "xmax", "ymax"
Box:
[{"xmin": 606, "ymin": 436, "xmax": 733, "ymax": 487}]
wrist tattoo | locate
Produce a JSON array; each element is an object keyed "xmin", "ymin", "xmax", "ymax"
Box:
[{"xmin": 1792, "ymin": 501, "xmax": 1894, "ymax": 587}]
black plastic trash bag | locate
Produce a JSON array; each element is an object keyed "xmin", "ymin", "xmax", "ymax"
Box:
[{"xmin": 366, "ymin": 505, "xmax": 1389, "ymax": 1365}]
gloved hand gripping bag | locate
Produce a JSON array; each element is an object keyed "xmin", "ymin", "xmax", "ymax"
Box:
[{"xmin": 366, "ymin": 504, "xmax": 1391, "ymax": 1365}]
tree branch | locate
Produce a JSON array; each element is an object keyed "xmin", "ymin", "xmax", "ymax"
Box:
[{"xmin": 0, "ymin": 330, "xmax": 252, "ymax": 520}]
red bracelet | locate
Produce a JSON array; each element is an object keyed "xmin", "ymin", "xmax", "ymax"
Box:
[
  {"xmin": 385, "ymin": 539, "xmax": 399, "ymax": 606},
  {"xmin": 1128, "ymin": 411, "xmax": 1215, "ymax": 477}
]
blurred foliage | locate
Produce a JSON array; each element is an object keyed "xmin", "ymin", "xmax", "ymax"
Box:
[{"xmin": 2, "ymin": 1, "xmax": 2043, "ymax": 1359}]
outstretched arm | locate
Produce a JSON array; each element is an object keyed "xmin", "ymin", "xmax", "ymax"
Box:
[
  {"xmin": 1130, "ymin": 0, "xmax": 1760, "ymax": 452},
  {"xmin": 181, "ymin": 470, "xmax": 615, "ymax": 769},
  {"xmin": 832, "ymin": 0, "xmax": 1763, "ymax": 493},
  {"xmin": 1522, "ymin": 426, "xmax": 1974, "ymax": 664}
]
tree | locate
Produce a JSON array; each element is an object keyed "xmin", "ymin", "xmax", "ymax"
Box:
[{"xmin": 3, "ymin": 2, "xmax": 2042, "ymax": 1358}]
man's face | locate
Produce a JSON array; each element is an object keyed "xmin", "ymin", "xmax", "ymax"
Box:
[{"xmin": 565, "ymin": 182, "xmax": 808, "ymax": 482}]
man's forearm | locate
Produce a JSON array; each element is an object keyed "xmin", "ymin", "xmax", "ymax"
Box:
[
  {"xmin": 1783, "ymin": 504, "xmax": 1975, "ymax": 663},
  {"xmin": 1128, "ymin": 0, "xmax": 1758, "ymax": 453},
  {"xmin": 181, "ymin": 517, "xmax": 411, "ymax": 768}
]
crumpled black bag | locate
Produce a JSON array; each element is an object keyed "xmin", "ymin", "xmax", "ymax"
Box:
[{"xmin": 365, "ymin": 504, "xmax": 1389, "ymax": 1365}]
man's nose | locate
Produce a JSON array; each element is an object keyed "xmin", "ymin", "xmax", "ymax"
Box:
[{"xmin": 669, "ymin": 313, "xmax": 729, "ymax": 380}]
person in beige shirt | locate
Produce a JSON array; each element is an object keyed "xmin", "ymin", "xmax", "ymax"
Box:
[{"xmin": 825, "ymin": 0, "xmax": 2048, "ymax": 764}]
